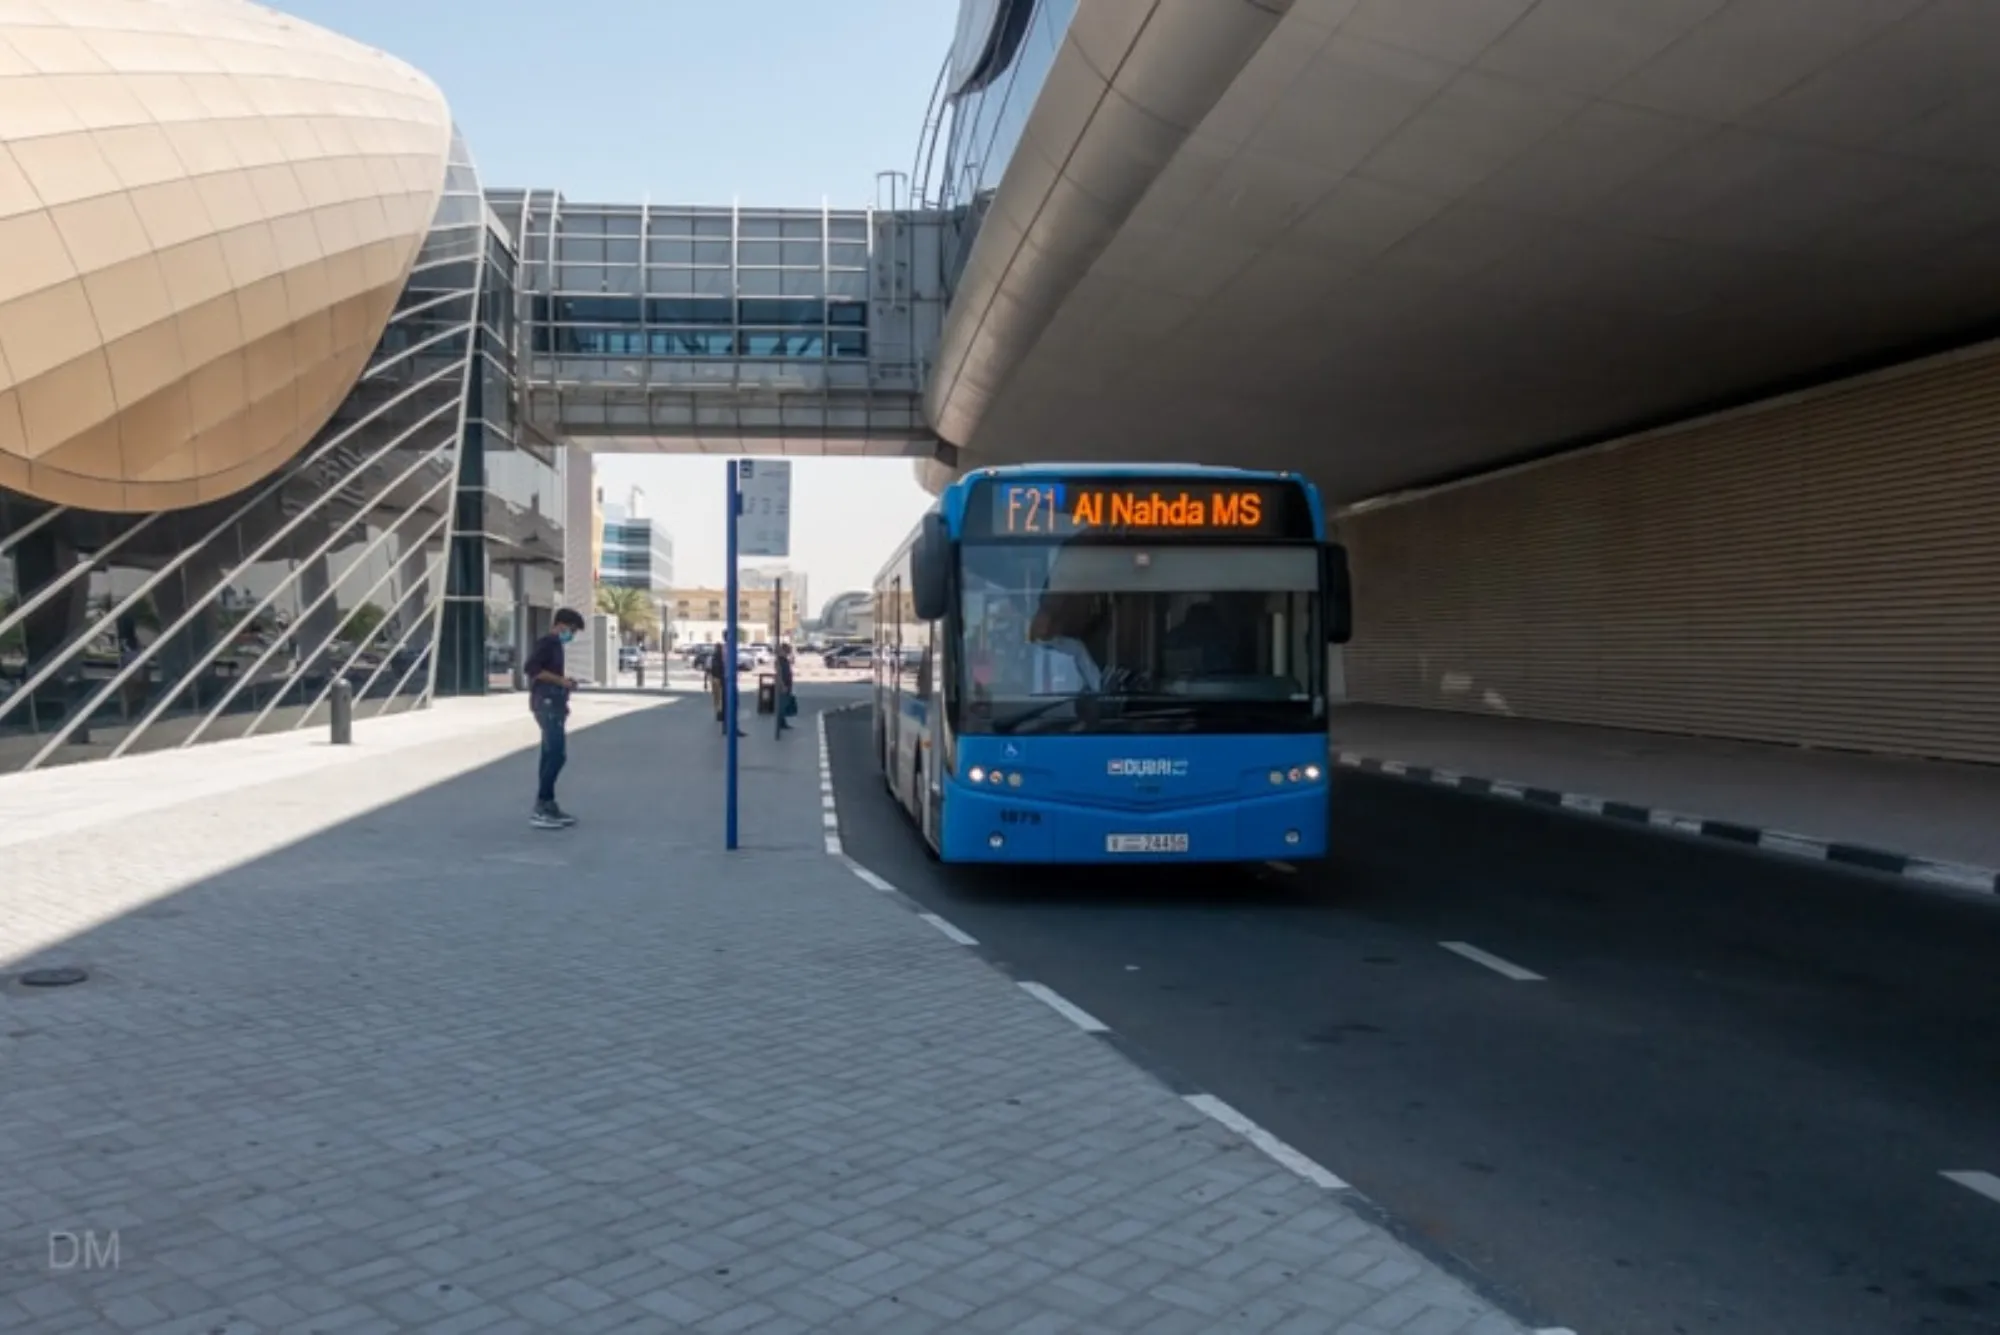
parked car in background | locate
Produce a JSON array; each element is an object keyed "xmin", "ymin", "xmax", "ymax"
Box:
[
  {"xmin": 685, "ymin": 643, "xmax": 759, "ymax": 672},
  {"xmin": 822, "ymin": 644, "xmax": 871, "ymax": 670}
]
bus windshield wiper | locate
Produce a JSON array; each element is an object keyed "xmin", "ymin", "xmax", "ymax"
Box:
[
  {"xmin": 1108, "ymin": 701, "xmax": 1198, "ymax": 719},
  {"xmin": 991, "ymin": 696, "xmax": 1081, "ymax": 733}
]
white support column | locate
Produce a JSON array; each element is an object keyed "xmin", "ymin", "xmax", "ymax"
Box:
[{"xmin": 559, "ymin": 442, "xmax": 599, "ymax": 685}]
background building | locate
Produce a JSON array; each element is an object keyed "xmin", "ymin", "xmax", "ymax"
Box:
[
  {"xmin": 739, "ymin": 565, "xmax": 807, "ymax": 637},
  {"xmin": 817, "ymin": 590, "xmax": 872, "ymax": 640},
  {"xmin": 668, "ymin": 586, "xmax": 800, "ymax": 647},
  {"xmin": 0, "ymin": 3, "xmax": 559, "ymax": 771},
  {"xmin": 597, "ymin": 485, "xmax": 675, "ymax": 596}
]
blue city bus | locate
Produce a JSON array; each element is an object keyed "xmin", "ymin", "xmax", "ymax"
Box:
[{"xmin": 871, "ymin": 464, "xmax": 1352, "ymax": 865}]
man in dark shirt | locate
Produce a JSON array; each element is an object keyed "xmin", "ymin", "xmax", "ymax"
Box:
[
  {"xmin": 703, "ymin": 645, "xmax": 724, "ymax": 727},
  {"xmin": 706, "ymin": 642, "xmax": 745, "ymax": 737},
  {"xmin": 525, "ymin": 608, "xmax": 585, "ymax": 828}
]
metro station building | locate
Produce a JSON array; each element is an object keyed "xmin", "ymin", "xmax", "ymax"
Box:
[
  {"xmin": 921, "ymin": 0, "xmax": 2000, "ymax": 769},
  {"xmin": 2, "ymin": 0, "xmax": 1998, "ymax": 775}
]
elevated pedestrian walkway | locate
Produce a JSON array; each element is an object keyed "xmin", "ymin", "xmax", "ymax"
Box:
[
  {"xmin": 1331, "ymin": 704, "xmax": 2000, "ymax": 895},
  {"xmin": 0, "ymin": 687, "xmax": 1533, "ymax": 1333}
]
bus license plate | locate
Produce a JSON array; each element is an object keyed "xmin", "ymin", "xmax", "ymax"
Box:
[{"xmin": 1107, "ymin": 833, "xmax": 1189, "ymax": 854}]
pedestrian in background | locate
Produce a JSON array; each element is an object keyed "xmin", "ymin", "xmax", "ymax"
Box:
[
  {"xmin": 775, "ymin": 643, "xmax": 796, "ymax": 737},
  {"xmin": 709, "ymin": 642, "xmax": 744, "ymax": 737},
  {"xmin": 525, "ymin": 607, "xmax": 585, "ymax": 829}
]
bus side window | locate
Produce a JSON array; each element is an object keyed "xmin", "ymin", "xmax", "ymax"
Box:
[{"xmin": 901, "ymin": 625, "xmax": 924, "ymax": 696}]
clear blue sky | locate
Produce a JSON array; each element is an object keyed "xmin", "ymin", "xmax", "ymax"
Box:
[
  {"xmin": 271, "ymin": 0, "xmax": 958, "ymax": 608},
  {"xmin": 272, "ymin": 0, "xmax": 952, "ymax": 204}
]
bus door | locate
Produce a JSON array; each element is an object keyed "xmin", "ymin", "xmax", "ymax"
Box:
[{"xmin": 887, "ymin": 575, "xmax": 903, "ymax": 772}]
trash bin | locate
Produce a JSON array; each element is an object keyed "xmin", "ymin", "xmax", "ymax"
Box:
[{"xmin": 756, "ymin": 673, "xmax": 777, "ymax": 714}]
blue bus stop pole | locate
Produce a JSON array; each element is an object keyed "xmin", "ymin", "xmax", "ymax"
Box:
[{"xmin": 725, "ymin": 461, "xmax": 740, "ymax": 850}]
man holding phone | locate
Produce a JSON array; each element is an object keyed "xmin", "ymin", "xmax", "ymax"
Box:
[{"xmin": 525, "ymin": 607, "xmax": 586, "ymax": 829}]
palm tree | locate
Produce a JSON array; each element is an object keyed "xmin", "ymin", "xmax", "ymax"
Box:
[{"xmin": 594, "ymin": 584, "xmax": 657, "ymax": 637}]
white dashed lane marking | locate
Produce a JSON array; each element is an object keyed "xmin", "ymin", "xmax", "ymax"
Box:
[
  {"xmin": 813, "ymin": 703, "xmax": 1588, "ymax": 1335},
  {"xmin": 1943, "ymin": 1170, "xmax": 2000, "ymax": 1206},
  {"xmin": 1018, "ymin": 982, "xmax": 1108, "ymax": 1033},
  {"xmin": 1184, "ymin": 1093, "xmax": 1349, "ymax": 1191},
  {"xmin": 917, "ymin": 912, "xmax": 977, "ymax": 947},
  {"xmin": 842, "ymin": 860, "xmax": 897, "ymax": 894},
  {"xmin": 1439, "ymin": 940, "xmax": 1546, "ymax": 982}
]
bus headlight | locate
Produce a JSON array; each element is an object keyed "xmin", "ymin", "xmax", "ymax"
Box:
[
  {"xmin": 1304, "ymin": 763, "xmax": 1322, "ymax": 781},
  {"xmin": 1007, "ymin": 772, "xmax": 1022, "ymax": 788},
  {"xmin": 967, "ymin": 766, "xmax": 986, "ymax": 783},
  {"xmin": 1270, "ymin": 765, "xmax": 1325, "ymax": 786}
]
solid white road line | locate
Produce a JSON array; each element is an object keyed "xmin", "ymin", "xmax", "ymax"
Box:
[
  {"xmin": 917, "ymin": 912, "xmax": 977, "ymax": 946},
  {"xmin": 1018, "ymin": 982, "xmax": 1108, "ymax": 1033},
  {"xmin": 1943, "ymin": 1170, "xmax": 2000, "ymax": 1206},
  {"xmin": 1184, "ymin": 1093, "xmax": 1349, "ymax": 1191},
  {"xmin": 1439, "ymin": 940, "xmax": 1545, "ymax": 982}
]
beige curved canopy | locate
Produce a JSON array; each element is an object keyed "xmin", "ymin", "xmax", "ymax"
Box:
[{"xmin": 0, "ymin": 0, "xmax": 453, "ymax": 512}]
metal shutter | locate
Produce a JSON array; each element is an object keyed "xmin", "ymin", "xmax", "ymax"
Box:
[{"xmin": 1340, "ymin": 341, "xmax": 2000, "ymax": 765}]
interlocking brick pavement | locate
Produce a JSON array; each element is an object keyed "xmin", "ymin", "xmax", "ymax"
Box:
[{"xmin": 0, "ymin": 689, "xmax": 1530, "ymax": 1334}]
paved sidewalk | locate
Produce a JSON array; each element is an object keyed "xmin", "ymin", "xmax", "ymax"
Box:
[
  {"xmin": 0, "ymin": 689, "xmax": 1531, "ymax": 1334},
  {"xmin": 1330, "ymin": 704, "xmax": 2000, "ymax": 893},
  {"xmin": 0, "ymin": 692, "xmax": 662, "ymax": 854}
]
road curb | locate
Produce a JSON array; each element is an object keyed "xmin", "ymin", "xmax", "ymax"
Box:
[{"xmin": 1331, "ymin": 751, "xmax": 2000, "ymax": 896}]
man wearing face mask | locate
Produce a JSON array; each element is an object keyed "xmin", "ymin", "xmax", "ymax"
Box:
[{"xmin": 524, "ymin": 607, "xmax": 586, "ymax": 829}]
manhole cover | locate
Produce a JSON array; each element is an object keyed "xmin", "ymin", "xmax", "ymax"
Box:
[{"xmin": 20, "ymin": 967, "xmax": 87, "ymax": 988}]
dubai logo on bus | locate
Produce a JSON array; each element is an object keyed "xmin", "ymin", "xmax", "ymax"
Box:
[{"xmin": 1108, "ymin": 758, "xmax": 1188, "ymax": 777}]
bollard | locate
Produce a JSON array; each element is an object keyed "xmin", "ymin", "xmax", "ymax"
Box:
[
  {"xmin": 636, "ymin": 661, "xmax": 645, "ymax": 689},
  {"xmin": 329, "ymin": 677, "xmax": 353, "ymax": 745}
]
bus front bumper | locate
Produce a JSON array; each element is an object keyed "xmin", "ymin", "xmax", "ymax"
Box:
[{"xmin": 938, "ymin": 783, "xmax": 1327, "ymax": 864}]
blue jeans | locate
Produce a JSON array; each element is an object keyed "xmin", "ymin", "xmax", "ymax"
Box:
[{"xmin": 535, "ymin": 705, "xmax": 567, "ymax": 804}]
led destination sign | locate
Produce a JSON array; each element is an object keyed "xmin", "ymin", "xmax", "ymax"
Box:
[{"xmin": 972, "ymin": 477, "xmax": 1310, "ymax": 541}]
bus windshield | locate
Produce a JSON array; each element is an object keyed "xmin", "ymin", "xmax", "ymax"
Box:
[{"xmin": 956, "ymin": 540, "xmax": 1324, "ymax": 735}]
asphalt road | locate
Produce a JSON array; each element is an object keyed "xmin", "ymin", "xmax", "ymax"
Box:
[{"xmin": 822, "ymin": 705, "xmax": 2000, "ymax": 1335}]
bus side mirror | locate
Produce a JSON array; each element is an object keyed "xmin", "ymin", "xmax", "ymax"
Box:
[
  {"xmin": 911, "ymin": 513, "xmax": 950, "ymax": 621},
  {"xmin": 1322, "ymin": 543, "xmax": 1353, "ymax": 644}
]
